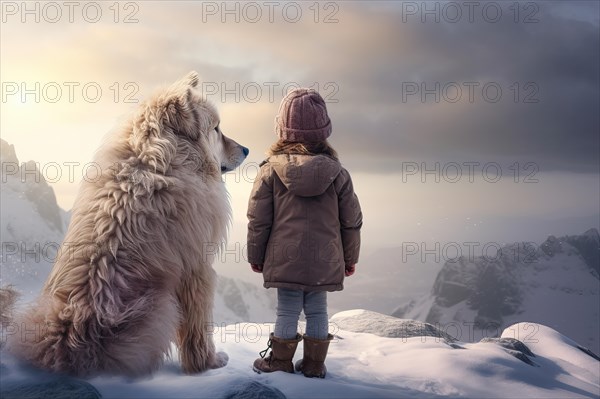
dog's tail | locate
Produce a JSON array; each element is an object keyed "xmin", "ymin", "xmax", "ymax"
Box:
[
  {"xmin": 0, "ymin": 287, "xmax": 79, "ymax": 373},
  {"xmin": 0, "ymin": 286, "xmax": 18, "ymax": 324},
  {"xmin": 0, "ymin": 286, "xmax": 19, "ymax": 349}
]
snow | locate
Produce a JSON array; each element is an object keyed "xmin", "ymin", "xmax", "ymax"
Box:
[
  {"xmin": 333, "ymin": 309, "xmax": 365, "ymax": 318},
  {"xmin": 1, "ymin": 316, "xmax": 598, "ymax": 398},
  {"xmin": 502, "ymin": 323, "xmax": 600, "ymax": 387},
  {"xmin": 330, "ymin": 309, "xmax": 458, "ymax": 341}
]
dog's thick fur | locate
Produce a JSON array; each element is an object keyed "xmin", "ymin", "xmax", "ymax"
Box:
[{"xmin": 2, "ymin": 72, "xmax": 247, "ymax": 377}]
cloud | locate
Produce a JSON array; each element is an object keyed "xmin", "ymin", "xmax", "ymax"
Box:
[
  {"xmin": 295, "ymin": 2, "xmax": 600, "ymax": 174},
  {"xmin": 1, "ymin": 1, "xmax": 598, "ymax": 175},
  {"xmin": 152, "ymin": 1, "xmax": 599, "ymax": 174}
]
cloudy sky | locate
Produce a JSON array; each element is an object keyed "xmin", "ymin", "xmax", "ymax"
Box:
[{"xmin": 1, "ymin": 1, "xmax": 599, "ymax": 260}]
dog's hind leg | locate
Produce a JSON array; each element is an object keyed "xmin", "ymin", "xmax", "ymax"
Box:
[{"xmin": 176, "ymin": 268, "xmax": 228, "ymax": 374}]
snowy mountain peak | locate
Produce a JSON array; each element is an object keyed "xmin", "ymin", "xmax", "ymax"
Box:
[
  {"xmin": 397, "ymin": 229, "xmax": 600, "ymax": 354},
  {"xmin": 561, "ymin": 229, "xmax": 600, "ymax": 276},
  {"xmin": 539, "ymin": 229, "xmax": 600, "ymax": 277},
  {"xmin": 1, "ymin": 139, "xmax": 64, "ymax": 234},
  {"xmin": 0, "ymin": 139, "xmax": 19, "ymax": 164}
]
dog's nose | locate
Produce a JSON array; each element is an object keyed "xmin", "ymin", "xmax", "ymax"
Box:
[{"xmin": 242, "ymin": 146, "xmax": 249, "ymax": 157}]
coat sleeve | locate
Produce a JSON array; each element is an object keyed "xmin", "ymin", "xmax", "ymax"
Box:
[
  {"xmin": 336, "ymin": 168, "xmax": 363, "ymax": 265},
  {"xmin": 247, "ymin": 163, "xmax": 274, "ymax": 265}
]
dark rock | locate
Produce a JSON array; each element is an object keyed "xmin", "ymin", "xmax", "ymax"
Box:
[
  {"xmin": 222, "ymin": 380, "xmax": 286, "ymax": 399},
  {"xmin": 0, "ymin": 377, "xmax": 102, "ymax": 399},
  {"xmin": 434, "ymin": 280, "xmax": 470, "ymax": 307},
  {"xmin": 505, "ymin": 349, "xmax": 538, "ymax": 367},
  {"xmin": 480, "ymin": 337, "xmax": 537, "ymax": 366},
  {"xmin": 446, "ymin": 342, "xmax": 466, "ymax": 349},
  {"xmin": 540, "ymin": 235, "xmax": 562, "ymax": 257},
  {"xmin": 577, "ymin": 344, "xmax": 600, "ymax": 361},
  {"xmin": 480, "ymin": 337, "xmax": 535, "ymax": 357},
  {"xmin": 426, "ymin": 253, "xmax": 522, "ymax": 328}
]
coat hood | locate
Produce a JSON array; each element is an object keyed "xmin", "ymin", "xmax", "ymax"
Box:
[{"xmin": 269, "ymin": 154, "xmax": 342, "ymax": 197}]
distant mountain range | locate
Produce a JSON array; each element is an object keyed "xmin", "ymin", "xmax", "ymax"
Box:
[
  {"xmin": 395, "ymin": 228, "xmax": 600, "ymax": 354},
  {"xmin": 328, "ymin": 247, "xmax": 442, "ymax": 315},
  {"xmin": 0, "ymin": 139, "xmax": 274, "ymax": 322}
]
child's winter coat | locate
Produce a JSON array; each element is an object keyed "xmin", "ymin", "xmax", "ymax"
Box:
[{"xmin": 247, "ymin": 153, "xmax": 362, "ymax": 292}]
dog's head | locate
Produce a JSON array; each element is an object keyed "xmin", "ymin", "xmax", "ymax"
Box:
[
  {"xmin": 130, "ymin": 71, "xmax": 248, "ymax": 176},
  {"xmin": 207, "ymin": 124, "xmax": 250, "ymax": 173}
]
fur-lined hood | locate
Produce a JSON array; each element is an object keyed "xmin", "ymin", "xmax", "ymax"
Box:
[{"xmin": 268, "ymin": 154, "xmax": 342, "ymax": 197}]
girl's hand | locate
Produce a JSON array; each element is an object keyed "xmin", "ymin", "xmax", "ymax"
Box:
[
  {"xmin": 345, "ymin": 264, "xmax": 356, "ymax": 277},
  {"xmin": 251, "ymin": 264, "xmax": 263, "ymax": 273}
]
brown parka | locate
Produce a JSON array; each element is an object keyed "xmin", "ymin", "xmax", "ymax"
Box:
[{"xmin": 247, "ymin": 153, "xmax": 362, "ymax": 292}]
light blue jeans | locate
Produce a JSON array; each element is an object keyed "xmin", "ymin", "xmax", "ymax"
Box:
[{"xmin": 274, "ymin": 288, "xmax": 329, "ymax": 340}]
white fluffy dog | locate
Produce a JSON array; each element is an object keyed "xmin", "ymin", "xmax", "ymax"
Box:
[{"xmin": 2, "ymin": 71, "xmax": 248, "ymax": 376}]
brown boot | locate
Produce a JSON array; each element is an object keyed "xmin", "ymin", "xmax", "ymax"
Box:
[
  {"xmin": 294, "ymin": 334, "xmax": 333, "ymax": 378},
  {"xmin": 253, "ymin": 333, "xmax": 302, "ymax": 374}
]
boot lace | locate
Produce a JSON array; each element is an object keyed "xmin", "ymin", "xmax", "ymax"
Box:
[{"xmin": 259, "ymin": 337, "xmax": 273, "ymax": 359}]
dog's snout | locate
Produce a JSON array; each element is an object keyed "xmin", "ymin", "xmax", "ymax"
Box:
[{"xmin": 242, "ymin": 146, "xmax": 249, "ymax": 157}]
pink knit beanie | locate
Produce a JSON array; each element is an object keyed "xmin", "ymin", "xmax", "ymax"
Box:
[{"xmin": 275, "ymin": 88, "xmax": 332, "ymax": 143}]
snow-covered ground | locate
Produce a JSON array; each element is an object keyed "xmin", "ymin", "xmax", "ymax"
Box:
[{"xmin": 1, "ymin": 310, "xmax": 598, "ymax": 398}]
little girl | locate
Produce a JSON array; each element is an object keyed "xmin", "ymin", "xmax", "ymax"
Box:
[{"xmin": 247, "ymin": 88, "xmax": 363, "ymax": 378}]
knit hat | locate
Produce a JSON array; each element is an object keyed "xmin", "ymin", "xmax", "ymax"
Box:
[{"xmin": 275, "ymin": 88, "xmax": 332, "ymax": 143}]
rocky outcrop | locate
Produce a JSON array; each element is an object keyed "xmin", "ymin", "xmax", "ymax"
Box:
[
  {"xmin": 422, "ymin": 245, "xmax": 522, "ymax": 328},
  {"xmin": 331, "ymin": 309, "xmax": 459, "ymax": 343},
  {"xmin": 223, "ymin": 380, "xmax": 286, "ymax": 399},
  {"xmin": 480, "ymin": 337, "xmax": 537, "ymax": 366},
  {"xmin": 0, "ymin": 378, "xmax": 102, "ymax": 399}
]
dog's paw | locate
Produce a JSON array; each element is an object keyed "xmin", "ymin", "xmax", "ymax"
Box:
[{"xmin": 210, "ymin": 351, "xmax": 229, "ymax": 369}]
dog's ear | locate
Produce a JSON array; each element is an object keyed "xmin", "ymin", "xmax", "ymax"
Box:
[
  {"xmin": 171, "ymin": 71, "xmax": 199, "ymax": 91},
  {"xmin": 161, "ymin": 71, "xmax": 215, "ymax": 141},
  {"xmin": 163, "ymin": 89, "xmax": 202, "ymax": 141},
  {"xmin": 129, "ymin": 72, "xmax": 210, "ymax": 172},
  {"xmin": 184, "ymin": 71, "xmax": 199, "ymax": 88}
]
